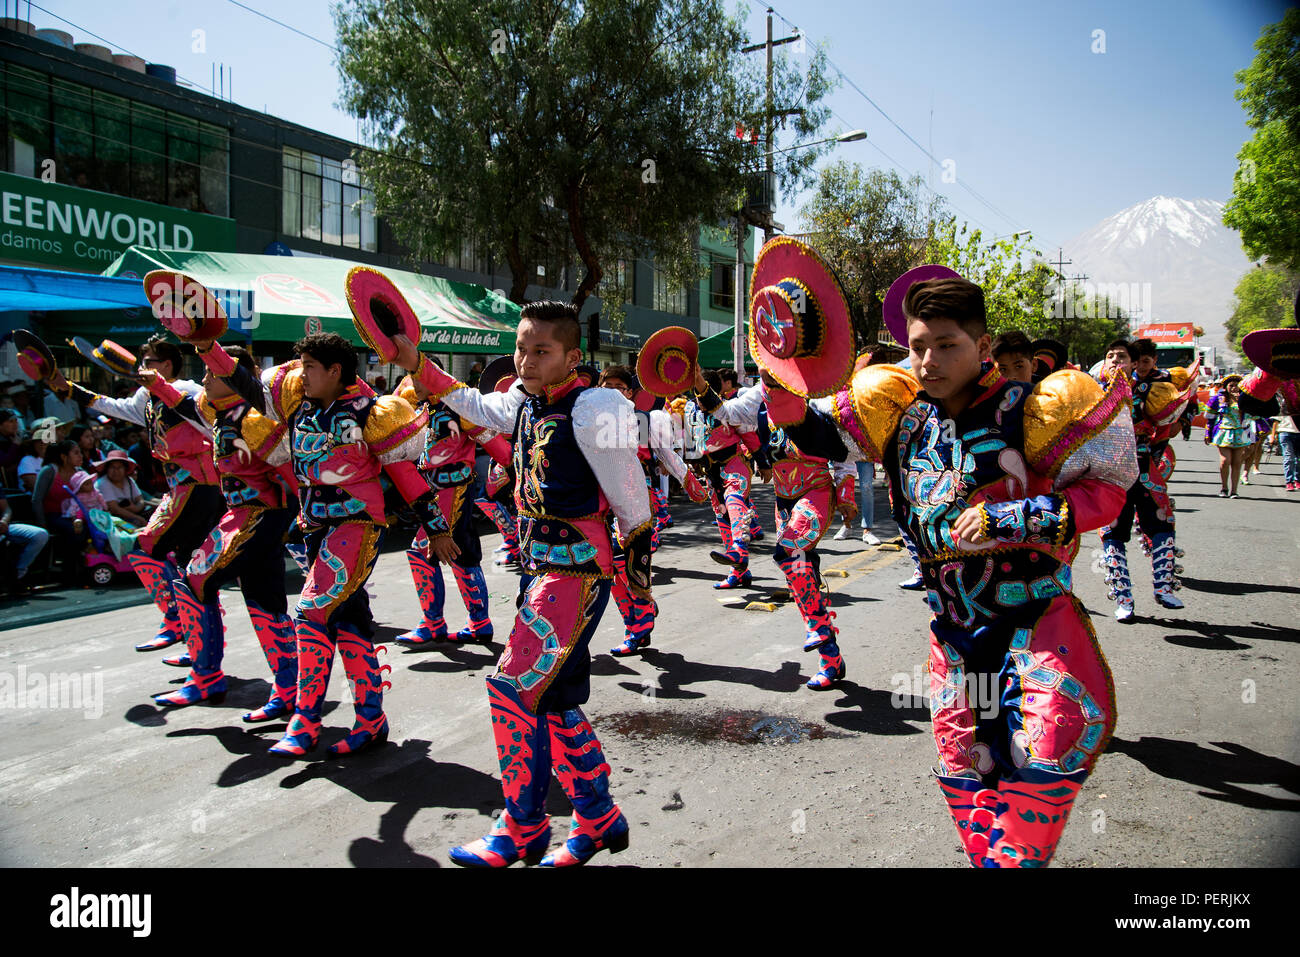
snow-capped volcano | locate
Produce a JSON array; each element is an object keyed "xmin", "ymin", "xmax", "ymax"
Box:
[{"xmin": 1063, "ymin": 196, "xmax": 1257, "ymax": 362}]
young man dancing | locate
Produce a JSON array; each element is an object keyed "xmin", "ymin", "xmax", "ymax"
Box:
[
  {"xmin": 763, "ymin": 269, "xmax": 1136, "ymax": 867},
  {"xmin": 398, "ymin": 301, "xmax": 651, "ymax": 868}
]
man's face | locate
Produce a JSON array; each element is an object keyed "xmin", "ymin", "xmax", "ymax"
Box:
[
  {"xmin": 513, "ymin": 319, "xmax": 581, "ymax": 396},
  {"xmin": 601, "ymin": 376, "xmax": 631, "ymax": 397},
  {"xmin": 1135, "ymin": 355, "xmax": 1158, "ymax": 376},
  {"xmin": 202, "ymin": 367, "xmax": 234, "ymax": 400},
  {"xmin": 141, "ymin": 350, "xmax": 174, "ymax": 381},
  {"xmin": 907, "ymin": 316, "xmax": 989, "ymax": 402},
  {"xmin": 1101, "ymin": 348, "xmax": 1133, "ymax": 379},
  {"xmin": 995, "ymin": 353, "xmax": 1035, "ymax": 383},
  {"xmin": 299, "ymin": 353, "xmax": 345, "ymax": 401}
]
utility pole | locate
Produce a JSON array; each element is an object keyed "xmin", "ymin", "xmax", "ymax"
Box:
[{"xmin": 734, "ymin": 8, "xmax": 802, "ymax": 374}]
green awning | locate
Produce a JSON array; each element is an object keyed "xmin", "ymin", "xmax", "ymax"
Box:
[
  {"xmin": 97, "ymin": 247, "xmax": 520, "ymax": 354},
  {"xmin": 697, "ymin": 323, "xmax": 757, "ymax": 370}
]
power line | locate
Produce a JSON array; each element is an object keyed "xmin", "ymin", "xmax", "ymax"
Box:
[{"xmin": 224, "ymin": 0, "xmax": 339, "ymax": 54}]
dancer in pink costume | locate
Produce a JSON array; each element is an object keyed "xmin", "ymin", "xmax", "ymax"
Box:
[
  {"xmin": 597, "ymin": 365, "xmax": 708, "ymax": 656},
  {"xmin": 393, "ymin": 369, "xmax": 513, "ymax": 647},
  {"xmin": 691, "ymin": 367, "xmax": 858, "ymax": 688},
  {"xmin": 764, "ymin": 261, "xmax": 1137, "ymax": 867},
  {"xmin": 400, "ymin": 301, "xmax": 651, "ymax": 868}
]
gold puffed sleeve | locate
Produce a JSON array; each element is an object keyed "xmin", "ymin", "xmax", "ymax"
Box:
[
  {"xmin": 364, "ymin": 394, "xmax": 428, "ymax": 463},
  {"xmin": 241, "ymin": 406, "xmax": 288, "ymax": 461},
  {"xmin": 266, "ymin": 362, "xmax": 305, "ymax": 423},
  {"xmin": 394, "ymin": 376, "xmax": 420, "ymax": 408},
  {"xmin": 1023, "ymin": 369, "xmax": 1137, "ymax": 488},
  {"xmin": 833, "ymin": 364, "xmax": 920, "ymax": 462},
  {"xmin": 1142, "ymin": 380, "xmax": 1184, "ymax": 425}
]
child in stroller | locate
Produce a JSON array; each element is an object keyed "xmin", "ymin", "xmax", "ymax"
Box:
[{"xmin": 61, "ymin": 470, "xmax": 138, "ymax": 585}]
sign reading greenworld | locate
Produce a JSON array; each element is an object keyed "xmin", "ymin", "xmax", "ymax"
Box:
[{"xmin": 0, "ymin": 171, "xmax": 237, "ymax": 271}]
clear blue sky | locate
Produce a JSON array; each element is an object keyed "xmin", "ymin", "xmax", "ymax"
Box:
[{"xmin": 38, "ymin": 0, "xmax": 1292, "ymax": 257}]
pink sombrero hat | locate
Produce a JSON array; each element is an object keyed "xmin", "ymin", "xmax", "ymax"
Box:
[
  {"xmin": 143, "ymin": 270, "xmax": 228, "ymax": 342},
  {"xmin": 70, "ymin": 337, "xmax": 138, "ymax": 378},
  {"xmin": 637, "ymin": 326, "xmax": 698, "ymax": 398},
  {"xmin": 881, "ymin": 264, "xmax": 962, "ymax": 348},
  {"xmin": 747, "ymin": 237, "xmax": 855, "ymax": 398},
  {"xmin": 13, "ymin": 329, "xmax": 57, "ymax": 383},
  {"xmin": 345, "ymin": 266, "xmax": 422, "ymax": 362},
  {"xmin": 478, "ymin": 354, "xmax": 518, "ymax": 395},
  {"xmin": 1242, "ymin": 327, "xmax": 1300, "ymax": 380}
]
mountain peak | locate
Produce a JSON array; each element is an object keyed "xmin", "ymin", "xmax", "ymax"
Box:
[{"xmin": 1064, "ymin": 196, "xmax": 1255, "ymax": 359}]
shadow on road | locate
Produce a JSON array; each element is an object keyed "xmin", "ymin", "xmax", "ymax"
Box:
[
  {"xmin": 1108, "ymin": 736, "xmax": 1300, "ymax": 812},
  {"xmin": 613, "ymin": 649, "xmax": 805, "ymax": 698},
  {"xmin": 1157, "ymin": 616, "xmax": 1299, "ymax": 648},
  {"xmin": 1179, "ymin": 576, "xmax": 1300, "ymax": 597},
  {"xmin": 823, "ymin": 682, "xmax": 928, "ymax": 735}
]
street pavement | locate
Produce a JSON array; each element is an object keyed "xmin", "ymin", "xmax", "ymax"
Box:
[{"xmin": 1, "ymin": 436, "xmax": 1296, "ymax": 868}]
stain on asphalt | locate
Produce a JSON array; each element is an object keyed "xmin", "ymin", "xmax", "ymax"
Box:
[{"xmin": 599, "ymin": 709, "xmax": 850, "ymax": 745}]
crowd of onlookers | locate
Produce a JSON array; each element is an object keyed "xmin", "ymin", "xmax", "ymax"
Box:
[{"xmin": 0, "ymin": 376, "xmax": 162, "ymax": 595}]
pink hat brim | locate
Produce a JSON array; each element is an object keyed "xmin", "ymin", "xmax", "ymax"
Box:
[
  {"xmin": 1242, "ymin": 327, "xmax": 1300, "ymax": 379},
  {"xmin": 143, "ymin": 270, "xmax": 228, "ymax": 342},
  {"xmin": 881, "ymin": 264, "xmax": 961, "ymax": 348},
  {"xmin": 747, "ymin": 238, "xmax": 855, "ymax": 398},
  {"xmin": 637, "ymin": 326, "xmax": 699, "ymax": 398},
  {"xmin": 346, "ymin": 267, "xmax": 422, "ymax": 362}
]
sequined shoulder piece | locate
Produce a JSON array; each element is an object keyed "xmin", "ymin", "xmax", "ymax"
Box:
[
  {"xmin": 1143, "ymin": 380, "xmax": 1187, "ymax": 426},
  {"xmin": 834, "ymin": 364, "xmax": 919, "ymax": 462},
  {"xmin": 266, "ymin": 361, "xmax": 304, "ymax": 422},
  {"xmin": 1024, "ymin": 369, "xmax": 1130, "ymax": 477},
  {"xmin": 242, "ymin": 406, "xmax": 288, "ymax": 460},
  {"xmin": 364, "ymin": 394, "xmax": 428, "ymax": 456}
]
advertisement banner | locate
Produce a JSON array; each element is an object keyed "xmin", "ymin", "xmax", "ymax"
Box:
[
  {"xmin": 1135, "ymin": 322, "xmax": 1195, "ymax": 344},
  {"xmin": 0, "ymin": 171, "xmax": 237, "ymax": 272}
]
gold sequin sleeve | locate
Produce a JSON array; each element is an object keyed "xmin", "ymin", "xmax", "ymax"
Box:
[
  {"xmin": 266, "ymin": 362, "xmax": 305, "ymax": 423},
  {"xmin": 833, "ymin": 364, "xmax": 920, "ymax": 463},
  {"xmin": 364, "ymin": 394, "xmax": 428, "ymax": 463},
  {"xmin": 1022, "ymin": 370, "xmax": 1137, "ymax": 489}
]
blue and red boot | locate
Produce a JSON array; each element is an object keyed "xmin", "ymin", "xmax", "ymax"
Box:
[
  {"xmin": 449, "ymin": 564, "xmax": 493, "ymax": 644},
  {"xmin": 154, "ymin": 580, "xmax": 227, "ymax": 707},
  {"xmin": 395, "ymin": 548, "xmax": 449, "ymax": 646},
  {"xmin": 540, "ymin": 708, "xmax": 629, "ymax": 866},
  {"xmin": 126, "ymin": 551, "xmax": 184, "ymax": 651},
  {"xmin": 268, "ymin": 618, "xmax": 335, "ymax": 757},
  {"xmin": 328, "ymin": 623, "xmax": 391, "ymax": 756},
  {"xmin": 243, "ymin": 601, "xmax": 297, "ymax": 723},
  {"xmin": 449, "ymin": 677, "xmax": 552, "ymax": 867}
]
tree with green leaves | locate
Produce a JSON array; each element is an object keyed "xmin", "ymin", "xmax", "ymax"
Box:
[
  {"xmin": 1223, "ymin": 9, "xmax": 1300, "ymax": 270},
  {"xmin": 798, "ymin": 162, "xmax": 944, "ymax": 345},
  {"xmin": 1226, "ymin": 261, "xmax": 1299, "ymax": 366},
  {"xmin": 334, "ymin": 0, "xmax": 834, "ymax": 311}
]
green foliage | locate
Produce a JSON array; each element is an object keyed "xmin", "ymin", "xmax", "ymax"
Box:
[
  {"xmin": 333, "ymin": 0, "xmax": 834, "ymax": 312},
  {"xmin": 1223, "ymin": 9, "xmax": 1300, "ymax": 269},
  {"xmin": 1225, "ymin": 261, "xmax": 1299, "ymax": 368},
  {"xmin": 798, "ymin": 162, "xmax": 943, "ymax": 346}
]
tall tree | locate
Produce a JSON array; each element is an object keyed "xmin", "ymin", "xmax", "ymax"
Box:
[
  {"xmin": 799, "ymin": 163, "xmax": 944, "ymax": 345},
  {"xmin": 1225, "ymin": 261, "xmax": 1299, "ymax": 365},
  {"xmin": 1223, "ymin": 9, "xmax": 1300, "ymax": 269},
  {"xmin": 334, "ymin": 0, "xmax": 834, "ymax": 308}
]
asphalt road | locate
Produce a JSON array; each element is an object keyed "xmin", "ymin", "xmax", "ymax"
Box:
[{"xmin": 1, "ymin": 436, "xmax": 1296, "ymax": 868}]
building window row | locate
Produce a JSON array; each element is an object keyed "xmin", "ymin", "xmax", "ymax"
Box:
[
  {"xmin": 652, "ymin": 266, "xmax": 688, "ymax": 316},
  {"xmin": 0, "ymin": 62, "xmax": 229, "ymax": 216},
  {"xmin": 282, "ymin": 146, "xmax": 377, "ymax": 252}
]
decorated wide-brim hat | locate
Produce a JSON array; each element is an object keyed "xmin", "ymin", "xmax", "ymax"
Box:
[
  {"xmin": 13, "ymin": 329, "xmax": 57, "ymax": 382},
  {"xmin": 345, "ymin": 266, "xmax": 422, "ymax": 362},
  {"xmin": 478, "ymin": 354, "xmax": 517, "ymax": 395},
  {"xmin": 91, "ymin": 449, "xmax": 138, "ymax": 476},
  {"xmin": 70, "ymin": 336, "xmax": 138, "ymax": 378},
  {"xmin": 1032, "ymin": 338, "xmax": 1070, "ymax": 377},
  {"xmin": 143, "ymin": 270, "xmax": 228, "ymax": 341},
  {"xmin": 637, "ymin": 326, "xmax": 698, "ymax": 398},
  {"xmin": 881, "ymin": 264, "xmax": 961, "ymax": 348},
  {"xmin": 573, "ymin": 364, "xmax": 599, "ymax": 388},
  {"xmin": 1219, "ymin": 373, "xmax": 1243, "ymax": 386},
  {"xmin": 1242, "ymin": 327, "xmax": 1300, "ymax": 380},
  {"xmin": 748, "ymin": 237, "xmax": 855, "ymax": 398}
]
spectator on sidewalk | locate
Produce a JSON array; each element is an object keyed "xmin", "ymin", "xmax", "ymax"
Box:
[{"xmin": 0, "ymin": 494, "xmax": 49, "ymax": 592}]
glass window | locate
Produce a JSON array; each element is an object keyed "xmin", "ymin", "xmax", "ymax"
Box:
[
  {"xmin": 360, "ymin": 192, "xmax": 376, "ymax": 252},
  {"xmin": 322, "ymin": 174, "xmax": 341, "ymax": 245},
  {"xmin": 198, "ymin": 124, "xmax": 228, "ymax": 217},
  {"xmin": 301, "ymin": 167, "xmax": 322, "ymax": 241},
  {"xmin": 710, "ymin": 255, "xmax": 735, "ymax": 310},
  {"xmin": 282, "ymin": 156, "xmax": 301, "ymax": 236},
  {"xmin": 342, "ymin": 182, "xmax": 360, "ymax": 248},
  {"xmin": 653, "ymin": 268, "xmax": 688, "ymax": 316},
  {"xmin": 93, "ymin": 91, "xmax": 130, "ymax": 195},
  {"xmin": 6, "ymin": 66, "xmax": 51, "ymax": 177},
  {"xmin": 131, "ymin": 103, "xmax": 165, "ymax": 204}
]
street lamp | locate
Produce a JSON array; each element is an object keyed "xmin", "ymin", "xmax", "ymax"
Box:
[{"xmin": 733, "ymin": 130, "xmax": 868, "ymax": 374}]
